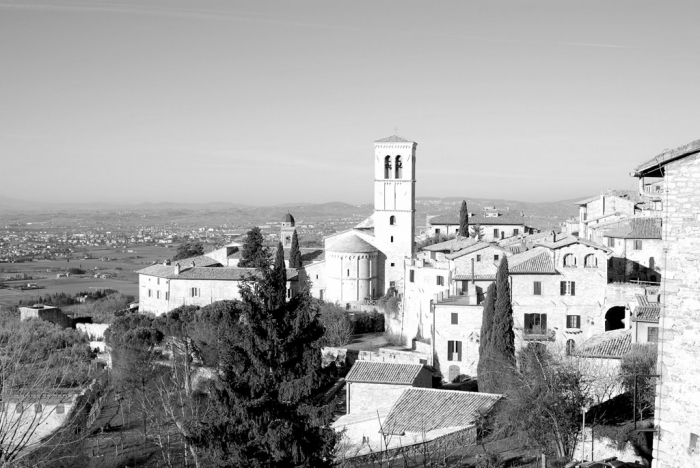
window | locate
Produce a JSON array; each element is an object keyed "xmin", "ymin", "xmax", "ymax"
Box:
[
  {"xmin": 647, "ymin": 327, "xmax": 659, "ymax": 343},
  {"xmin": 287, "ymin": 288, "xmax": 291, "ymax": 299},
  {"xmin": 56, "ymin": 404, "xmax": 64, "ymax": 414},
  {"xmin": 563, "ymin": 254, "xmax": 576, "ymax": 267},
  {"xmin": 493, "ymin": 228, "xmax": 498, "ymax": 238},
  {"xmin": 389, "ymin": 215, "xmax": 397, "ymax": 226},
  {"xmin": 395, "ymin": 155, "xmax": 403, "ymax": 179},
  {"xmin": 584, "ymin": 254, "xmax": 597, "ymax": 268},
  {"xmin": 409, "ymin": 270, "xmax": 415, "ymax": 283},
  {"xmin": 157, "ymin": 278, "xmax": 160, "ymax": 285},
  {"xmin": 494, "ymin": 255, "xmax": 499, "ymax": 261},
  {"xmin": 316, "ymin": 274, "xmax": 318, "ymax": 279},
  {"xmin": 560, "ymin": 281, "xmax": 576, "ymax": 296},
  {"xmin": 384, "ymin": 155, "xmax": 392, "ymax": 179},
  {"xmin": 451, "ymin": 313, "xmax": 458, "ymax": 325},
  {"xmin": 476, "ymin": 254, "xmax": 482, "ymax": 262},
  {"xmin": 533, "ymin": 281, "xmax": 542, "ymax": 295},
  {"xmin": 156, "ymin": 291, "xmax": 160, "ymax": 299},
  {"xmin": 634, "ymin": 240, "xmax": 643, "ymax": 250},
  {"xmin": 148, "ymin": 289, "xmax": 152, "ymax": 298},
  {"xmin": 524, "ymin": 313, "xmax": 547, "ymax": 334},
  {"xmin": 514, "ymin": 229, "xmax": 519, "ymax": 236},
  {"xmin": 190, "ymin": 288, "xmax": 199, "ymax": 297},
  {"xmin": 165, "ymin": 292, "xmax": 169, "ymax": 301},
  {"xmin": 447, "ymin": 340, "xmax": 462, "ymax": 361},
  {"xmin": 436, "ymin": 276, "xmax": 444, "ymax": 286},
  {"xmin": 435, "ymin": 228, "xmax": 441, "ymax": 235},
  {"xmin": 566, "ymin": 315, "xmax": 581, "ymax": 329},
  {"xmin": 649, "ymin": 257, "xmax": 655, "ymax": 270},
  {"xmin": 390, "ymin": 262, "xmax": 395, "ymax": 267},
  {"xmin": 607, "ymin": 237, "xmax": 615, "ymax": 248},
  {"xmin": 566, "ymin": 339, "xmax": 575, "ymax": 356},
  {"xmin": 390, "ymin": 236, "xmax": 394, "ymax": 243},
  {"xmin": 347, "ymin": 269, "xmax": 350, "ymax": 277}
]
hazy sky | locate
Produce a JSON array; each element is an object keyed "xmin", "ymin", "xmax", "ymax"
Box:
[{"xmin": 1, "ymin": 0, "xmax": 699, "ymax": 205}]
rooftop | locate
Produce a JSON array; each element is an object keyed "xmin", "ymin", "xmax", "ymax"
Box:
[
  {"xmin": 508, "ymin": 249, "xmax": 557, "ymax": 274},
  {"xmin": 601, "ymin": 217, "xmax": 662, "ymax": 240},
  {"xmin": 327, "ymin": 234, "xmax": 378, "ymax": 254},
  {"xmin": 574, "ymin": 189, "xmax": 646, "ymax": 206},
  {"xmin": 345, "ymin": 360, "xmax": 425, "ymax": 385},
  {"xmin": 374, "ymin": 135, "xmax": 415, "ymax": 144},
  {"xmin": 428, "ymin": 211, "xmax": 526, "ymax": 226},
  {"xmin": 137, "ymin": 265, "xmax": 299, "ymax": 281},
  {"xmin": 537, "ymin": 235, "xmax": 611, "ymax": 253},
  {"xmin": 632, "ymin": 137, "xmax": 700, "ymax": 177},
  {"xmin": 633, "ymin": 305, "xmax": 661, "ymax": 323},
  {"xmin": 382, "ymin": 388, "xmax": 501, "ymax": 435},
  {"xmin": 422, "ymin": 236, "xmax": 478, "ymax": 253},
  {"xmin": 577, "ymin": 329, "xmax": 632, "ymax": 359}
]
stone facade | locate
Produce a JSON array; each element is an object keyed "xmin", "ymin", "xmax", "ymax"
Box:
[
  {"xmin": 433, "ymin": 303, "xmax": 482, "ymax": 380},
  {"xmin": 632, "ymin": 143, "xmax": 700, "ymax": 467}
]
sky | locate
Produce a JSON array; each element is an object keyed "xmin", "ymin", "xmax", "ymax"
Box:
[{"xmin": 1, "ymin": 0, "xmax": 699, "ymax": 206}]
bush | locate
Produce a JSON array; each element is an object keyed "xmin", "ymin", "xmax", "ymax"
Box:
[
  {"xmin": 383, "ymin": 332, "xmax": 404, "ymax": 347},
  {"xmin": 350, "ymin": 310, "xmax": 385, "ymax": 334}
]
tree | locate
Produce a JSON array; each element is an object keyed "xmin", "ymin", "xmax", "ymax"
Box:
[
  {"xmin": 289, "ymin": 230, "xmax": 302, "ymax": 269},
  {"xmin": 173, "ymin": 241, "xmax": 205, "ymax": 261},
  {"xmin": 188, "ymin": 257, "xmax": 336, "ymax": 467},
  {"xmin": 271, "ymin": 241, "xmax": 287, "ymax": 309},
  {"xmin": 620, "ymin": 343, "xmax": 657, "ymax": 420},
  {"xmin": 477, "ymin": 282, "xmax": 497, "ymax": 393},
  {"xmin": 459, "ymin": 200, "xmax": 469, "ymax": 237},
  {"xmin": 471, "ymin": 223, "xmax": 483, "ymax": 240},
  {"xmin": 317, "ymin": 301, "xmax": 354, "ymax": 347},
  {"xmin": 238, "ymin": 227, "xmax": 267, "ymax": 268},
  {"xmin": 492, "ymin": 257, "xmax": 515, "ymax": 367}
]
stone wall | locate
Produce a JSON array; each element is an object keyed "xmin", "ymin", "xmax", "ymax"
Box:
[
  {"xmin": 347, "ymin": 383, "xmax": 411, "ymax": 414},
  {"xmin": 652, "ymin": 151, "xmax": 700, "ymax": 467},
  {"xmin": 433, "ymin": 303, "xmax": 482, "ymax": 380}
]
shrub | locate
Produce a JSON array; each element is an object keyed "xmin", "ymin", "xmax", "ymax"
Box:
[{"xmin": 350, "ymin": 310, "xmax": 385, "ymax": 334}]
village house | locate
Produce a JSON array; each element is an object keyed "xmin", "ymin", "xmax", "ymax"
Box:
[
  {"xmin": 426, "ymin": 207, "xmax": 532, "ymax": 242},
  {"xmin": 630, "ymin": 137, "xmax": 700, "ymax": 468}
]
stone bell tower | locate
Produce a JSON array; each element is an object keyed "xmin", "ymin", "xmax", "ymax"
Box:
[
  {"xmin": 280, "ymin": 212, "xmax": 296, "ymax": 249},
  {"xmin": 373, "ymin": 135, "xmax": 416, "ymax": 293}
]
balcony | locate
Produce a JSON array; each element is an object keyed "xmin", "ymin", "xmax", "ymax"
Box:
[{"xmin": 523, "ymin": 327, "xmax": 556, "ymax": 341}]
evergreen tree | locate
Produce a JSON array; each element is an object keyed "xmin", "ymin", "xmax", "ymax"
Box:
[
  {"xmin": 272, "ymin": 241, "xmax": 287, "ymax": 308},
  {"xmin": 174, "ymin": 241, "xmax": 205, "ymax": 261},
  {"xmin": 189, "ymin": 256, "xmax": 336, "ymax": 467},
  {"xmin": 492, "ymin": 257, "xmax": 516, "ymax": 366},
  {"xmin": 289, "ymin": 230, "xmax": 302, "ymax": 269},
  {"xmin": 459, "ymin": 200, "xmax": 469, "ymax": 237},
  {"xmin": 477, "ymin": 282, "xmax": 497, "ymax": 393},
  {"xmin": 239, "ymin": 227, "xmax": 267, "ymax": 268}
]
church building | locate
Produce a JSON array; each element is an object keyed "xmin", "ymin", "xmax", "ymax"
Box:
[{"xmin": 305, "ymin": 135, "xmax": 417, "ymax": 305}]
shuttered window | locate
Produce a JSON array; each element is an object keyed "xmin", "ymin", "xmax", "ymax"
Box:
[
  {"xmin": 533, "ymin": 281, "xmax": 542, "ymax": 295},
  {"xmin": 566, "ymin": 315, "xmax": 581, "ymax": 329},
  {"xmin": 448, "ymin": 340, "xmax": 462, "ymax": 361},
  {"xmin": 451, "ymin": 313, "xmax": 458, "ymax": 325},
  {"xmin": 647, "ymin": 327, "xmax": 659, "ymax": 343},
  {"xmin": 560, "ymin": 281, "xmax": 575, "ymax": 296},
  {"xmin": 524, "ymin": 313, "xmax": 547, "ymax": 334},
  {"xmin": 409, "ymin": 270, "xmax": 415, "ymax": 282}
]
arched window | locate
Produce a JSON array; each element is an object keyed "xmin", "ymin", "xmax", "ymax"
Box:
[
  {"xmin": 564, "ymin": 253, "xmax": 576, "ymax": 267},
  {"xmin": 584, "ymin": 254, "xmax": 597, "ymax": 268},
  {"xmin": 384, "ymin": 156, "xmax": 392, "ymax": 179},
  {"xmin": 395, "ymin": 155, "xmax": 403, "ymax": 179},
  {"xmin": 389, "ymin": 215, "xmax": 396, "ymax": 225}
]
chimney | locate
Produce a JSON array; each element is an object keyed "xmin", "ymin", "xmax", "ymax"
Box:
[
  {"xmin": 550, "ymin": 230, "xmax": 556, "ymax": 243},
  {"xmin": 174, "ymin": 263, "xmax": 181, "ymax": 275},
  {"xmin": 191, "ymin": 260, "xmax": 196, "ymax": 269}
]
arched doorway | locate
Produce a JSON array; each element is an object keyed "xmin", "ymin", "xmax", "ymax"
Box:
[{"xmin": 605, "ymin": 306, "xmax": 626, "ymax": 331}]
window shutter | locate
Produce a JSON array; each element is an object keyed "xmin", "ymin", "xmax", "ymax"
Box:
[
  {"xmin": 570, "ymin": 282, "xmax": 576, "ymax": 296},
  {"xmin": 575, "ymin": 315, "xmax": 581, "ymax": 328},
  {"xmin": 457, "ymin": 341, "xmax": 462, "ymax": 361},
  {"xmin": 541, "ymin": 314, "xmax": 547, "ymax": 332},
  {"xmin": 534, "ymin": 281, "xmax": 541, "ymax": 295},
  {"xmin": 560, "ymin": 281, "xmax": 566, "ymax": 295},
  {"xmin": 448, "ymin": 341, "xmax": 454, "ymax": 360},
  {"xmin": 524, "ymin": 314, "xmax": 532, "ymax": 330}
]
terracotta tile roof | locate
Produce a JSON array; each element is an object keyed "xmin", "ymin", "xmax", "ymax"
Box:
[
  {"xmin": 633, "ymin": 305, "xmax": 660, "ymax": 323},
  {"xmin": 632, "ymin": 138, "xmax": 700, "ymax": 176},
  {"xmin": 138, "ymin": 266, "xmax": 298, "ymax": 281},
  {"xmin": 428, "ymin": 211, "xmax": 526, "ymax": 226},
  {"xmin": 327, "ymin": 235, "xmax": 378, "ymax": 254},
  {"xmin": 422, "ymin": 236, "xmax": 478, "ymax": 253},
  {"xmin": 453, "ymin": 274, "xmax": 496, "ymax": 281},
  {"xmin": 636, "ymin": 295, "xmax": 651, "ymax": 306},
  {"xmin": 575, "ymin": 189, "xmax": 645, "ymax": 206},
  {"xmin": 374, "ymin": 135, "xmax": 415, "ymax": 143},
  {"xmin": 538, "ymin": 235, "xmax": 611, "ymax": 253},
  {"xmin": 508, "ymin": 249, "xmax": 557, "ymax": 274},
  {"xmin": 443, "ymin": 241, "xmax": 490, "ymax": 258},
  {"xmin": 345, "ymin": 361, "xmax": 424, "ymax": 385},
  {"xmin": 602, "ymin": 218, "xmax": 662, "ymax": 240},
  {"xmin": 382, "ymin": 388, "xmax": 501, "ymax": 435},
  {"xmin": 577, "ymin": 329, "xmax": 632, "ymax": 358}
]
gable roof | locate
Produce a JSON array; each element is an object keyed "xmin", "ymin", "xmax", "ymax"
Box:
[
  {"xmin": 445, "ymin": 242, "xmax": 507, "ymax": 260},
  {"xmin": 382, "ymin": 388, "xmax": 501, "ymax": 435},
  {"xmin": 577, "ymin": 329, "xmax": 632, "ymax": 359},
  {"xmin": 374, "ymin": 135, "xmax": 415, "ymax": 143},
  {"xmin": 537, "ymin": 235, "xmax": 611, "ymax": 253},
  {"xmin": 428, "ymin": 211, "xmax": 526, "ymax": 226},
  {"xmin": 345, "ymin": 361, "xmax": 425, "ymax": 385},
  {"xmin": 508, "ymin": 249, "xmax": 557, "ymax": 274},
  {"xmin": 632, "ymin": 138, "xmax": 700, "ymax": 177},
  {"xmin": 575, "ymin": 189, "xmax": 645, "ymax": 206},
  {"xmin": 633, "ymin": 305, "xmax": 661, "ymax": 323},
  {"xmin": 602, "ymin": 218, "xmax": 662, "ymax": 240},
  {"xmin": 137, "ymin": 266, "xmax": 299, "ymax": 281},
  {"xmin": 327, "ymin": 234, "xmax": 378, "ymax": 254},
  {"xmin": 422, "ymin": 236, "xmax": 478, "ymax": 253}
]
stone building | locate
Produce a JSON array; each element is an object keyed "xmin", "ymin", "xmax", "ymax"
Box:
[
  {"xmin": 630, "ymin": 137, "xmax": 700, "ymax": 467},
  {"xmin": 307, "ymin": 135, "xmax": 417, "ymax": 304},
  {"xmin": 574, "ymin": 190, "xmax": 647, "ymax": 239},
  {"xmin": 426, "ymin": 208, "xmax": 531, "ymax": 242}
]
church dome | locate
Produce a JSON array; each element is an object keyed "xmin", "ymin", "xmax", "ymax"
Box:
[
  {"xmin": 327, "ymin": 235, "xmax": 378, "ymax": 254},
  {"xmin": 283, "ymin": 213, "xmax": 295, "ymax": 225}
]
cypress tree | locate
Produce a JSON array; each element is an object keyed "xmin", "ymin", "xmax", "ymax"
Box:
[
  {"xmin": 493, "ymin": 256, "xmax": 516, "ymax": 366},
  {"xmin": 272, "ymin": 241, "xmax": 287, "ymax": 308},
  {"xmin": 459, "ymin": 200, "xmax": 469, "ymax": 237},
  {"xmin": 290, "ymin": 230, "xmax": 302, "ymax": 269},
  {"xmin": 239, "ymin": 227, "xmax": 267, "ymax": 268},
  {"xmin": 189, "ymin": 257, "xmax": 336, "ymax": 467},
  {"xmin": 477, "ymin": 282, "xmax": 497, "ymax": 393}
]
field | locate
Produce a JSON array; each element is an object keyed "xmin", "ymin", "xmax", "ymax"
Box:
[{"xmin": 0, "ymin": 245, "xmax": 173, "ymax": 305}]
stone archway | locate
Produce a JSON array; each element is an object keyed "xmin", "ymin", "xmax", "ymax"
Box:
[{"xmin": 605, "ymin": 306, "xmax": 626, "ymax": 331}]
